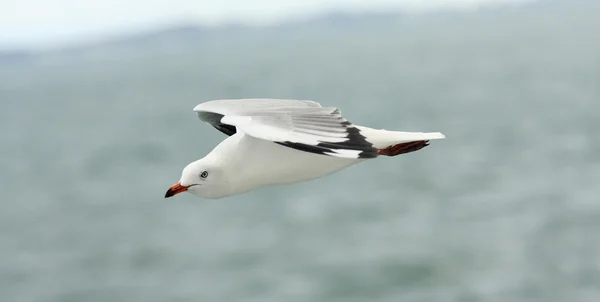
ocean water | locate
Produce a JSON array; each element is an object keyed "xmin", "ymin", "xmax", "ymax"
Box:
[{"xmin": 1, "ymin": 6, "xmax": 600, "ymax": 302}]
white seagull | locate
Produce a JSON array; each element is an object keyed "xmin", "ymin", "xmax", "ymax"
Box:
[{"xmin": 165, "ymin": 99, "xmax": 445, "ymax": 199}]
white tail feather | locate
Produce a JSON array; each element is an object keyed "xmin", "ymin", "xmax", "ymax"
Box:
[{"xmin": 356, "ymin": 126, "xmax": 446, "ymax": 149}]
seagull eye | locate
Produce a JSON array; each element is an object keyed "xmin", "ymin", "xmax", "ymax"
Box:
[{"xmin": 200, "ymin": 171, "xmax": 209, "ymax": 179}]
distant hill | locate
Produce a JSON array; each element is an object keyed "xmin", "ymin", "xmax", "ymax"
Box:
[
  {"xmin": 0, "ymin": 50, "xmax": 32, "ymax": 65},
  {"xmin": 52, "ymin": 11, "xmax": 403, "ymax": 54},
  {"xmin": 1, "ymin": 0, "xmax": 597, "ymax": 66},
  {"xmin": 1, "ymin": 11, "xmax": 405, "ymax": 64}
]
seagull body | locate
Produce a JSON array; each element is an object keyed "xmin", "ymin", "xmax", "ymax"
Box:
[{"xmin": 165, "ymin": 99, "xmax": 445, "ymax": 199}]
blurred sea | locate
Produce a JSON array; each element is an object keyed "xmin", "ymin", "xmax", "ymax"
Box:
[{"xmin": 1, "ymin": 3, "xmax": 600, "ymax": 302}]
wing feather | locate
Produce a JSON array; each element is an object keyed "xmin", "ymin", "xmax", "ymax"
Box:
[{"xmin": 193, "ymin": 99, "xmax": 378, "ymax": 159}]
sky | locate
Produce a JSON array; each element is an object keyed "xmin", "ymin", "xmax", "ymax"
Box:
[{"xmin": 1, "ymin": 0, "xmax": 533, "ymax": 48}]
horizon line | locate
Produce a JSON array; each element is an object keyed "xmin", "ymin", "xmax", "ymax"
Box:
[{"xmin": 0, "ymin": 1, "xmax": 539, "ymax": 51}]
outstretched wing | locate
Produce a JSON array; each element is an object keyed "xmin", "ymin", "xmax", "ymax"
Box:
[
  {"xmin": 193, "ymin": 98, "xmax": 378, "ymax": 159},
  {"xmin": 195, "ymin": 98, "xmax": 322, "ymax": 136}
]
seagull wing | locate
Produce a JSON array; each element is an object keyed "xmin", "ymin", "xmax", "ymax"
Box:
[{"xmin": 193, "ymin": 98, "xmax": 378, "ymax": 159}]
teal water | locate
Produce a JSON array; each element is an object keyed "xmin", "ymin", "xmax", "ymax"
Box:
[{"xmin": 1, "ymin": 6, "xmax": 600, "ymax": 302}]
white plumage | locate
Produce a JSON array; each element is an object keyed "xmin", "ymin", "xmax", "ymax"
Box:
[{"xmin": 165, "ymin": 98, "xmax": 445, "ymax": 199}]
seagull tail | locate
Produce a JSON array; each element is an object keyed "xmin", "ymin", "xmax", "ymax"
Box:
[{"xmin": 355, "ymin": 126, "xmax": 446, "ymax": 157}]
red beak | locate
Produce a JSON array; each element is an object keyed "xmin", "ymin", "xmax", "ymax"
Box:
[{"xmin": 165, "ymin": 182, "xmax": 189, "ymax": 198}]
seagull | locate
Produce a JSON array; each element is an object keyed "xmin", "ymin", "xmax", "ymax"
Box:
[{"xmin": 165, "ymin": 98, "xmax": 445, "ymax": 199}]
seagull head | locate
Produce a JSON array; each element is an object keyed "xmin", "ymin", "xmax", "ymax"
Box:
[{"xmin": 165, "ymin": 159, "xmax": 225, "ymax": 199}]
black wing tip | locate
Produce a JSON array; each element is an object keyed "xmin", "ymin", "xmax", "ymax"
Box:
[
  {"xmin": 274, "ymin": 126, "xmax": 378, "ymax": 159},
  {"xmin": 275, "ymin": 141, "xmax": 329, "ymax": 156},
  {"xmin": 275, "ymin": 141, "xmax": 378, "ymax": 158},
  {"xmin": 197, "ymin": 111, "xmax": 237, "ymax": 136}
]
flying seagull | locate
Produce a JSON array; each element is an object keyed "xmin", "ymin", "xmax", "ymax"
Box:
[{"xmin": 165, "ymin": 98, "xmax": 445, "ymax": 199}]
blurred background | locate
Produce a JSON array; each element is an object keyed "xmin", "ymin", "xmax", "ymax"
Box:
[{"xmin": 1, "ymin": 0, "xmax": 599, "ymax": 301}]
